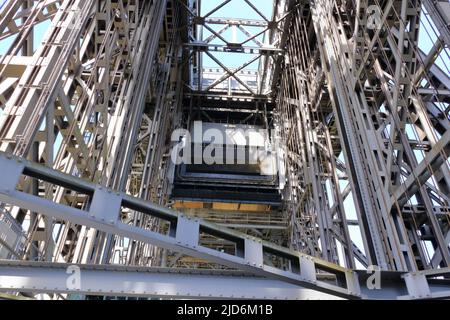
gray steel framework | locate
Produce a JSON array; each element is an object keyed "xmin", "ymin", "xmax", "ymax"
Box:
[
  {"xmin": 0, "ymin": 151, "xmax": 450, "ymax": 299},
  {"xmin": 0, "ymin": 0, "xmax": 448, "ymax": 300}
]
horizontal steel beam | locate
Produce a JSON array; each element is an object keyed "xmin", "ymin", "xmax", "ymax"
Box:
[
  {"xmin": 1, "ymin": 260, "xmax": 449, "ymax": 300},
  {"xmin": 203, "ymin": 17, "xmax": 269, "ymax": 27},
  {"xmin": 186, "ymin": 43, "xmax": 282, "ymax": 55},
  {"xmin": 0, "ymin": 260, "xmax": 340, "ymax": 300}
]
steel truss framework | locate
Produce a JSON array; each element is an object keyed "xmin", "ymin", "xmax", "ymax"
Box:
[
  {"xmin": 0, "ymin": 151, "xmax": 450, "ymax": 300},
  {"xmin": 183, "ymin": 0, "xmax": 288, "ymax": 96},
  {"xmin": 0, "ymin": 0, "xmax": 448, "ymax": 300}
]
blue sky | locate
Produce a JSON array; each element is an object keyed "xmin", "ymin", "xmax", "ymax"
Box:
[
  {"xmin": 0, "ymin": 0, "xmax": 446, "ymax": 70},
  {"xmin": 199, "ymin": 0, "xmax": 273, "ymax": 69}
]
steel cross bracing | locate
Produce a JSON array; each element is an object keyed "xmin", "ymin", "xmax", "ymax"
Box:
[
  {"xmin": 0, "ymin": 0, "xmax": 173, "ymax": 266},
  {"xmin": 0, "ymin": 0, "xmax": 449, "ymax": 300},
  {"xmin": 182, "ymin": 0, "xmax": 290, "ymax": 98},
  {"xmin": 0, "ymin": 1, "xmax": 61, "ymax": 56},
  {"xmin": 308, "ymin": 0, "xmax": 450, "ymax": 272},
  {"xmin": 0, "ymin": 151, "xmax": 450, "ymax": 300}
]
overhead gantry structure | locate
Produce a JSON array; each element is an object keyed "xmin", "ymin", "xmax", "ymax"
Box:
[{"xmin": 0, "ymin": 0, "xmax": 449, "ymax": 300}]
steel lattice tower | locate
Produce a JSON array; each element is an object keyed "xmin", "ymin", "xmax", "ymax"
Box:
[{"xmin": 0, "ymin": 0, "xmax": 449, "ymax": 300}]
